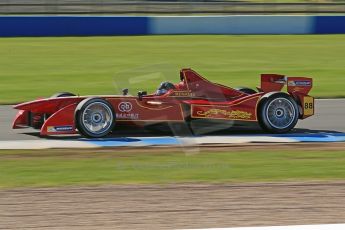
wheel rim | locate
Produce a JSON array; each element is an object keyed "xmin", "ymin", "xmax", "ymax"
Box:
[
  {"xmin": 81, "ymin": 102, "xmax": 113, "ymax": 135},
  {"xmin": 265, "ymin": 98, "xmax": 296, "ymax": 129}
]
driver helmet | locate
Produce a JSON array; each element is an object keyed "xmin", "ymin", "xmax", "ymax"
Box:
[{"xmin": 156, "ymin": 82, "xmax": 176, "ymax": 95}]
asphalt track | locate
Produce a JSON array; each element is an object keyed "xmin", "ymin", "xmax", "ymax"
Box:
[{"xmin": 0, "ymin": 99, "xmax": 344, "ymax": 141}]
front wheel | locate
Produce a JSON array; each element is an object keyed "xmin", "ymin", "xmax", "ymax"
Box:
[
  {"xmin": 75, "ymin": 98, "xmax": 115, "ymax": 138},
  {"xmin": 258, "ymin": 93, "xmax": 299, "ymax": 133}
]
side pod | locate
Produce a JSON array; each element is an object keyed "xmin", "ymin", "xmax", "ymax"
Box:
[{"xmin": 40, "ymin": 103, "xmax": 78, "ymax": 136}]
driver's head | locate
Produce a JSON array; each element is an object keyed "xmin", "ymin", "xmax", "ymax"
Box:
[{"xmin": 156, "ymin": 82, "xmax": 176, "ymax": 95}]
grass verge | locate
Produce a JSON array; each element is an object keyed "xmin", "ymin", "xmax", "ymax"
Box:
[
  {"xmin": 1, "ymin": 147, "xmax": 345, "ymax": 189},
  {"xmin": 1, "ymin": 35, "xmax": 345, "ymax": 103}
]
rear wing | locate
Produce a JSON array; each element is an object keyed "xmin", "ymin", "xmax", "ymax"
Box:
[
  {"xmin": 260, "ymin": 74, "xmax": 313, "ymax": 95},
  {"xmin": 260, "ymin": 74, "xmax": 314, "ymax": 118}
]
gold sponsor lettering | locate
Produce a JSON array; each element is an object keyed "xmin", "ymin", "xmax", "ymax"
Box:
[
  {"xmin": 171, "ymin": 91, "xmax": 193, "ymax": 97},
  {"xmin": 196, "ymin": 109, "xmax": 252, "ymax": 120}
]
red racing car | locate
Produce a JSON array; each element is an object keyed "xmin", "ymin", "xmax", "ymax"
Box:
[{"xmin": 13, "ymin": 68, "xmax": 314, "ymax": 138}]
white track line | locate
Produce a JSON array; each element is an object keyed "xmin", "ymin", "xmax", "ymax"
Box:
[
  {"xmin": 0, "ymin": 140, "xmax": 97, "ymax": 149},
  {"xmin": 182, "ymin": 136, "xmax": 297, "ymax": 145},
  {"xmin": 0, "ymin": 136, "xmax": 298, "ymax": 149}
]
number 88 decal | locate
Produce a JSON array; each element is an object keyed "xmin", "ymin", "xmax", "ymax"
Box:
[{"xmin": 304, "ymin": 102, "xmax": 313, "ymax": 109}]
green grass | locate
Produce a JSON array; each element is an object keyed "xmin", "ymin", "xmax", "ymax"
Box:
[
  {"xmin": 1, "ymin": 149, "xmax": 345, "ymax": 188},
  {"xmin": 1, "ymin": 35, "xmax": 345, "ymax": 104}
]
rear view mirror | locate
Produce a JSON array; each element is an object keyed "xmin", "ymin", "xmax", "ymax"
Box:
[
  {"xmin": 122, "ymin": 88, "xmax": 129, "ymax": 96},
  {"xmin": 137, "ymin": 91, "xmax": 147, "ymax": 100}
]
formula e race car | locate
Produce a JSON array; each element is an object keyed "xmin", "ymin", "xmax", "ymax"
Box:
[{"xmin": 13, "ymin": 68, "xmax": 314, "ymax": 138}]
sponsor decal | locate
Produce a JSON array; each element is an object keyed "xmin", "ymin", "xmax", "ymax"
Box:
[
  {"xmin": 288, "ymin": 80, "xmax": 311, "ymax": 87},
  {"xmin": 196, "ymin": 109, "xmax": 252, "ymax": 120},
  {"xmin": 118, "ymin": 102, "xmax": 133, "ymax": 112},
  {"xmin": 287, "ymin": 81, "xmax": 295, "ymax": 86},
  {"xmin": 171, "ymin": 91, "xmax": 194, "ymax": 97},
  {"xmin": 117, "ymin": 102, "xmax": 139, "ymax": 120},
  {"xmin": 116, "ymin": 113, "xmax": 139, "ymax": 120},
  {"xmin": 47, "ymin": 125, "xmax": 73, "ymax": 132}
]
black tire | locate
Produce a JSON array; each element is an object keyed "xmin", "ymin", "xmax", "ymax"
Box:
[
  {"xmin": 51, "ymin": 92, "xmax": 76, "ymax": 98},
  {"xmin": 75, "ymin": 98, "xmax": 115, "ymax": 138},
  {"xmin": 258, "ymin": 92, "xmax": 299, "ymax": 133},
  {"xmin": 235, "ymin": 87, "xmax": 257, "ymax": 95}
]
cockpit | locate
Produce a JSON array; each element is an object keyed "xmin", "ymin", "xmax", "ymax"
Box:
[
  {"xmin": 123, "ymin": 70, "xmax": 188, "ymax": 99},
  {"xmin": 155, "ymin": 82, "xmax": 176, "ymax": 96}
]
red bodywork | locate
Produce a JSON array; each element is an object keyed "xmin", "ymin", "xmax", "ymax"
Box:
[{"xmin": 13, "ymin": 68, "xmax": 314, "ymax": 136}]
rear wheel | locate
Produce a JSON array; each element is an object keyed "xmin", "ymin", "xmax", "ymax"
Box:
[
  {"xmin": 75, "ymin": 98, "xmax": 115, "ymax": 138},
  {"xmin": 258, "ymin": 93, "xmax": 298, "ymax": 133},
  {"xmin": 235, "ymin": 87, "xmax": 257, "ymax": 95},
  {"xmin": 51, "ymin": 92, "xmax": 76, "ymax": 98}
]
